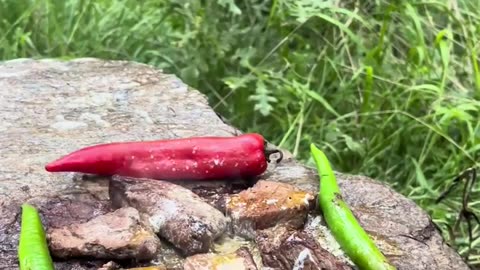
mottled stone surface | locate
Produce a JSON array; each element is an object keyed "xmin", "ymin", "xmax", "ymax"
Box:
[{"xmin": 0, "ymin": 58, "xmax": 469, "ymax": 270}]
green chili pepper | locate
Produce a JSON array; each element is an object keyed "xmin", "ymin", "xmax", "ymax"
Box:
[
  {"xmin": 18, "ymin": 203, "xmax": 55, "ymax": 270},
  {"xmin": 310, "ymin": 143, "xmax": 396, "ymax": 270}
]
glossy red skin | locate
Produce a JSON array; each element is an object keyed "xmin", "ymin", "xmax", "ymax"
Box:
[{"xmin": 45, "ymin": 133, "xmax": 268, "ymax": 180}]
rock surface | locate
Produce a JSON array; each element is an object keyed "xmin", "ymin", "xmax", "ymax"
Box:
[
  {"xmin": 109, "ymin": 175, "xmax": 228, "ymax": 256},
  {"xmin": 0, "ymin": 58, "xmax": 470, "ymax": 269},
  {"xmin": 48, "ymin": 207, "xmax": 160, "ymax": 260},
  {"xmin": 226, "ymin": 180, "xmax": 315, "ymax": 239}
]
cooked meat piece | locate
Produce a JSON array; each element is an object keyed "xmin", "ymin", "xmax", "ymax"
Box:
[
  {"xmin": 0, "ymin": 192, "xmax": 112, "ymax": 269},
  {"xmin": 109, "ymin": 175, "xmax": 228, "ymax": 256},
  {"xmin": 48, "ymin": 207, "xmax": 160, "ymax": 261},
  {"xmin": 188, "ymin": 180, "xmax": 251, "ymax": 212},
  {"xmin": 126, "ymin": 265, "xmax": 167, "ymax": 270},
  {"xmin": 183, "ymin": 247, "xmax": 258, "ymax": 270},
  {"xmin": 255, "ymin": 225, "xmax": 352, "ymax": 270},
  {"xmin": 226, "ymin": 180, "xmax": 315, "ymax": 239},
  {"xmin": 97, "ymin": 261, "xmax": 120, "ymax": 270},
  {"xmin": 98, "ymin": 261, "xmax": 167, "ymax": 270},
  {"xmin": 28, "ymin": 192, "xmax": 112, "ymax": 229}
]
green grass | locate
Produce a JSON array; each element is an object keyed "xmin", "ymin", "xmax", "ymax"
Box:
[{"xmin": 1, "ymin": 0, "xmax": 480, "ymax": 266}]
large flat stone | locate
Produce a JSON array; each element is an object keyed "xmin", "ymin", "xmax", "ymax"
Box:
[{"xmin": 0, "ymin": 58, "xmax": 469, "ymax": 269}]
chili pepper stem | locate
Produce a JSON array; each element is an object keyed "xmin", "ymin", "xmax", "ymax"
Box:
[
  {"xmin": 310, "ymin": 143, "xmax": 396, "ymax": 270},
  {"xmin": 264, "ymin": 148, "xmax": 283, "ymax": 163}
]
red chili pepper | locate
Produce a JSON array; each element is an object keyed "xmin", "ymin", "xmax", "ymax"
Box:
[{"xmin": 45, "ymin": 133, "xmax": 282, "ymax": 181}]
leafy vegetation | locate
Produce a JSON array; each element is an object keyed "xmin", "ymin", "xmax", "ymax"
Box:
[{"xmin": 1, "ymin": 0, "xmax": 479, "ymax": 266}]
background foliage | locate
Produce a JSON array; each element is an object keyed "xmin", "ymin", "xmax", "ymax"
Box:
[{"xmin": 1, "ymin": 0, "xmax": 479, "ymax": 267}]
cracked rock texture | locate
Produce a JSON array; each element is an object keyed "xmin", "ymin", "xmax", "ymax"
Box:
[{"xmin": 0, "ymin": 58, "xmax": 470, "ymax": 269}]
